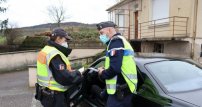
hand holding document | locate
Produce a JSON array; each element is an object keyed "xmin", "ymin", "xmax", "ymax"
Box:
[{"xmin": 78, "ymin": 67, "xmax": 85, "ymax": 74}]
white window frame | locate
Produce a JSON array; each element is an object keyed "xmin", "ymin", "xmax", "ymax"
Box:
[
  {"xmin": 116, "ymin": 14, "xmax": 125, "ymax": 27},
  {"xmin": 151, "ymin": 0, "xmax": 169, "ymax": 23}
]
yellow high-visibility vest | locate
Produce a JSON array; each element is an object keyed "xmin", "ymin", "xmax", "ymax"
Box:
[
  {"xmin": 37, "ymin": 45, "xmax": 72, "ymax": 92},
  {"xmin": 105, "ymin": 36, "xmax": 138, "ymax": 94}
]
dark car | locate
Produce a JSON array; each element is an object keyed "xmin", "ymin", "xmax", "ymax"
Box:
[{"xmin": 67, "ymin": 54, "xmax": 202, "ymax": 107}]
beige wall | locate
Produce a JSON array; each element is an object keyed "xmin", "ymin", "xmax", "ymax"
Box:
[
  {"xmin": 108, "ymin": 0, "xmax": 137, "ymax": 39},
  {"xmin": 164, "ymin": 42, "xmax": 191, "ymax": 56},
  {"xmin": 193, "ymin": 40, "xmax": 201, "ymax": 61},
  {"xmin": 109, "ymin": 0, "xmax": 197, "ymax": 39},
  {"xmin": 193, "ymin": 0, "xmax": 202, "ymax": 62},
  {"xmin": 0, "ymin": 51, "xmax": 38, "ymax": 73},
  {"xmin": 115, "ymin": 2, "xmax": 135, "ymax": 39},
  {"xmin": 136, "ymin": 0, "xmax": 194, "ymax": 38},
  {"xmin": 141, "ymin": 41, "xmax": 191, "ymax": 57},
  {"xmin": 197, "ymin": 0, "xmax": 202, "ymax": 38},
  {"xmin": 141, "ymin": 42, "xmax": 154, "ymax": 52},
  {"xmin": 0, "ymin": 49, "xmax": 104, "ymax": 73}
]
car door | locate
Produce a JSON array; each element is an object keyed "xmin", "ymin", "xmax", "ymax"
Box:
[
  {"xmin": 133, "ymin": 67, "xmax": 172, "ymax": 107},
  {"xmin": 91, "ymin": 58, "xmax": 172, "ymax": 107}
]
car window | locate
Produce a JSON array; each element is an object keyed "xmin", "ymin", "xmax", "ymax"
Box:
[
  {"xmin": 146, "ymin": 60, "xmax": 202, "ymax": 93},
  {"xmin": 94, "ymin": 60, "xmax": 105, "ymax": 68}
]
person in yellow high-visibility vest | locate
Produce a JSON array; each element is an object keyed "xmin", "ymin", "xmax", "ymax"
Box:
[
  {"xmin": 36, "ymin": 28, "xmax": 83, "ymax": 107},
  {"xmin": 96, "ymin": 21, "xmax": 138, "ymax": 107}
]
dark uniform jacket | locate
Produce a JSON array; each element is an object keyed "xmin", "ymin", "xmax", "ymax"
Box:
[
  {"xmin": 100, "ymin": 33, "xmax": 126, "ymax": 85},
  {"xmin": 47, "ymin": 40, "xmax": 82, "ymax": 86}
]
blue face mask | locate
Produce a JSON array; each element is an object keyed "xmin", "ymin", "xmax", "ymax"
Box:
[{"xmin": 99, "ymin": 34, "xmax": 110, "ymax": 44}]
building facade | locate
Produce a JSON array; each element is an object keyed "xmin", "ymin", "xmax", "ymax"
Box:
[{"xmin": 107, "ymin": 0, "xmax": 202, "ymax": 62}]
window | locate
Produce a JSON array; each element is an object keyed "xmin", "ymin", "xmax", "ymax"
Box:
[
  {"xmin": 146, "ymin": 60, "xmax": 202, "ymax": 93},
  {"xmin": 110, "ymin": 11, "xmax": 116, "ymax": 23},
  {"xmin": 94, "ymin": 60, "xmax": 105, "ymax": 68},
  {"xmin": 115, "ymin": 10, "xmax": 125, "ymax": 28},
  {"xmin": 153, "ymin": 43, "xmax": 164, "ymax": 53},
  {"xmin": 117, "ymin": 14, "xmax": 124, "ymax": 27},
  {"xmin": 152, "ymin": 0, "xmax": 169, "ymax": 23}
]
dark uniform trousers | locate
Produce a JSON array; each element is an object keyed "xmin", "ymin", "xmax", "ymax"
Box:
[
  {"xmin": 107, "ymin": 93, "xmax": 133, "ymax": 107},
  {"xmin": 40, "ymin": 92, "xmax": 69, "ymax": 107}
]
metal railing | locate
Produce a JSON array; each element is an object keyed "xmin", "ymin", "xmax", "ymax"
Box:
[
  {"xmin": 116, "ymin": 27, "xmax": 130, "ymax": 39},
  {"xmin": 139, "ymin": 16, "xmax": 189, "ymax": 39},
  {"xmin": 116, "ymin": 25, "xmax": 136, "ymax": 40}
]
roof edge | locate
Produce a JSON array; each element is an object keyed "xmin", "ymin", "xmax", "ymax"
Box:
[{"xmin": 106, "ymin": 0, "xmax": 128, "ymax": 11}]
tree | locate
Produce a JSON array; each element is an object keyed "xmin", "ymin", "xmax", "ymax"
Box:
[
  {"xmin": 0, "ymin": 0, "xmax": 8, "ymax": 33},
  {"xmin": 0, "ymin": 0, "xmax": 6, "ymax": 12},
  {"xmin": 4, "ymin": 23, "xmax": 22, "ymax": 45},
  {"xmin": 0, "ymin": 19, "xmax": 8, "ymax": 32},
  {"xmin": 47, "ymin": 0, "xmax": 69, "ymax": 27}
]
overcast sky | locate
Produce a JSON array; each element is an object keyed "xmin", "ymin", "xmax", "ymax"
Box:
[{"xmin": 1, "ymin": 0, "xmax": 116, "ymax": 27}]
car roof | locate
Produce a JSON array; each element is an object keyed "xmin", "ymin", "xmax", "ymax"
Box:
[
  {"xmin": 135, "ymin": 57, "xmax": 169, "ymax": 64},
  {"xmin": 98, "ymin": 53, "xmax": 191, "ymax": 64},
  {"xmin": 134, "ymin": 53, "xmax": 190, "ymax": 65}
]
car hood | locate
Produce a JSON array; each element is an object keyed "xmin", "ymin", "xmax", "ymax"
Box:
[{"xmin": 168, "ymin": 89, "xmax": 202, "ymax": 107}]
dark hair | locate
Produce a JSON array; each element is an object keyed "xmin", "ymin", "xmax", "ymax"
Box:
[{"xmin": 50, "ymin": 36, "xmax": 63, "ymax": 41}]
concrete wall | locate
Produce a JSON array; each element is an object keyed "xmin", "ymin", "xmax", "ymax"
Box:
[
  {"xmin": 193, "ymin": 40, "xmax": 201, "ymax": 62},
  {"xmin": 0, "ymin": 50, "xmax": 38, "ymax": 73},
  {"xmin": 141, "ymin": 42, "xmax": 154, "ymax": 52},
  {"xmin": 0, "ymin": 49, "xmax": 104, "ymax": 73},
  {"xmin": 164, "ymin": 42, "xmax": 191, "ymax": 56},
  {"xmin": 141, "ymin": 41, "xmax": 191, "ymax": 57}
]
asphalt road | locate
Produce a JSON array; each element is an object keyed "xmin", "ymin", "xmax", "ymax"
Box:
[
  {"xmin": 0, "ymin": 49, "xmax": 105, "ymax": 107},
  {"xmin": 0, "ymin": 70, "xmax": 42, "ymax": 107}
]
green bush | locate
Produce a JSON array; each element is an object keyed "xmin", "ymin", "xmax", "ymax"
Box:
[
  {"xmin": 13, "ymin": 36, "xmax": 27, "ymax": 45},
  {"xmin": 70, "ymin": 31, "xmax": 99, "ymax": 41},
  {"xmin": 20, "ymin": 36, "xmax": 49, "ymax": 49},
  {"xmin": 0, "ymin": 36, "xmax": 6, "ymax": 45}
]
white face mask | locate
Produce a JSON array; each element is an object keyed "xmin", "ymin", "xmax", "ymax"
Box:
[{"xmin": 61, "ymin": 42, "xmax": 68, "ymax": 48}]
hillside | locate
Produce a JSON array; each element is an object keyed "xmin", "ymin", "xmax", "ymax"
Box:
[
  {"xmin": 21, "ymin": 22, "xmax": 97, "ymax": 29},
  {"xmin": 19, "ymin": 22, "xmax": 97, "ymax": 37}
]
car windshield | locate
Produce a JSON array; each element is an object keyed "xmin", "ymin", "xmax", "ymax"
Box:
[{"xmin": 146, "ymin": 60, "xmax": 202, "ymax": 93}]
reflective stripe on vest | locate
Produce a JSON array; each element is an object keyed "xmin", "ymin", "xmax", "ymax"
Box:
[
  {"xmin": 105, "ymin": 35, "xmax": 138, "ymax": 94},
  {"xmin": 106, "ymin": 49, "xmax": 135, "ymax": 56},
  {"xmin": 37, "ymin": 79, "xmax": 68, "ymax": 90},
  {"xmin": 37, "ymin": 45, "xmax": 71, "ymax": 92}
]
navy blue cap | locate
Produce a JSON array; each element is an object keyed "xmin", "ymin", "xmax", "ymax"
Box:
[
  {"xmin": 51, "ymin": 28, "xmax": 72, "ymax": 40},
  {"xmin": 96, "ymin": 21, "xmax": 117, "ymax": 30}
]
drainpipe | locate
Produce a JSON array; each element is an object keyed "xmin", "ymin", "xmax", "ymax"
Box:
[
  {"xmin": 191, "ymin": 0, "xmax": 198, "ymax": 59},
  {"xmin": 128, "ymin": 9, "xmax": 131, "ymax": 40}
]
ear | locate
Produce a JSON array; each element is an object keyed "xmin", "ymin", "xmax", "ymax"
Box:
[
  {"xmin": 107, "ymin": 28, "xmax": 113, "ymax": 37},
  {"xmin": 108, "ymin": 27, "xmax": 111, "ymax": 33}
]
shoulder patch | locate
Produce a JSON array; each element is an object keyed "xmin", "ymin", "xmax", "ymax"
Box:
[
  {"xmin": 110, "ymin": 50, "xmax": 116, "ymax": 56},
  {"xmin": 59, "ymin": 64, "xmax": 65, "ymax": 70}
]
